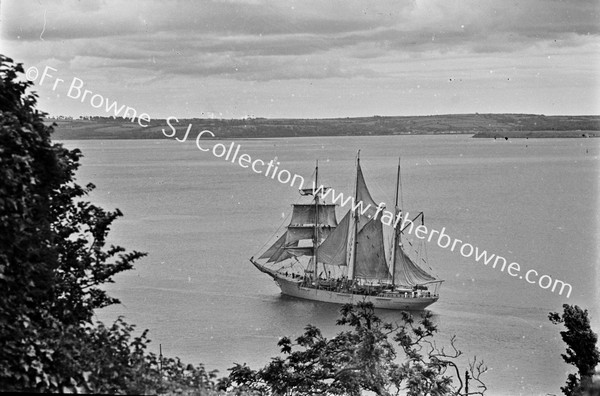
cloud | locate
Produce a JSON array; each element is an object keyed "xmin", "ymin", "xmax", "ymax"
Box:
[
  {"xmin": 5, "ymin": 1, "xmax": 598, "ymax": 44},
  {"xmin": 1, "ymin": 0, "xmax": 597, "ymax": 117},
  {"xmin": 3, "ymin": 0, "xmax": 389, "ymax": 40}
]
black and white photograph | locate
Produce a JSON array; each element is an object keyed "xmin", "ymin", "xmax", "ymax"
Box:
[{"xmin": 1, "ymin": 1, "xmax": 599, "ymax": 395}]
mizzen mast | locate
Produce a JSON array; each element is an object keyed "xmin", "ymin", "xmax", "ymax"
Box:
[{"xmin": 391, "ymin": 157, "xmax": 401, "ymax": 288}]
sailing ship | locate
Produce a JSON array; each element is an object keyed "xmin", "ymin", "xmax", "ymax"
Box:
[{"xmin": 250, "ymin": 152, "xmax": 443, "ymax": 310}]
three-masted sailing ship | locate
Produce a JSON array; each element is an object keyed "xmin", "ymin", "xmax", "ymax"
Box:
[{"xmin": 250, "ymin": 153, "xmax": 443, "ymax": 310}]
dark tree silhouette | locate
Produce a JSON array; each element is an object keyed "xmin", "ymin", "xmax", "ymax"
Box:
[
  {"xmin": 0, "ymin": 54, "xmax": 149, "ymax": 391},
  {"xmin": 549, "ymin": 304, "xmax": 600, "ymax": 396},
  {"xmin": 0, "ymin": 54, "xmax": 245, "ymax": 394},
  {"xmin": 227, "ymin": 302, "xmax": 487, "ymax": 396}
]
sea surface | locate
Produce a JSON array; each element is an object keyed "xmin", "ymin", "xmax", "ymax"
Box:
[{"xmin": 61, "ymin": 135, "xmax": 599, "ymax": 395}]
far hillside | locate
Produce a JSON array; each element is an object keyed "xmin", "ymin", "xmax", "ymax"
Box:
[{"xmin": 48, "ymin": 113, "xmax": 600, "ymax": 139}]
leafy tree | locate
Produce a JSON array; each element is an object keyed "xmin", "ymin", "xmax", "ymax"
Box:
[
  {"xmin": 227, "ymin": 302, "xmax": 487, "ymax": 396},
  {"xmin": 0, "ymin": 54, "xmax": 149, "ymax": 391},
  {"xmin": 0, "ymin": 54, "xmax": 243, "ymax": 395},
  {"xmin": 549, "ymin": 304, "xmax": 600, "ymax": 396}
]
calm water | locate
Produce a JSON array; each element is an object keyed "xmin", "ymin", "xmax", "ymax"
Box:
[{"xmin": 61, "ymin": 135, "xmax": 599, "ymax": 395}]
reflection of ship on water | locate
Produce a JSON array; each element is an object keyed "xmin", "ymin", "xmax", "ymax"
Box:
[{"xmin": 250, "ymin": 152, "xmax": 443, "ymax": 310}]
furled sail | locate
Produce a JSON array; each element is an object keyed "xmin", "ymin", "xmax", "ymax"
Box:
[
  {"xmin": 353, "ymin": 218, "xmax": 391, "ymax": 280},
  {"xmin": 317, "ymin": 211, "xmax": 351, "ymax": 267},
  {"xmin": 289, "ymin": 204, "xmax": 337, "ymax": 226},
  {"xmin": 300, "ymin": 186, "xmax": 330, "ymax": 196},
  {"xmin": 393, "ymin": 240, "xmax": 437, "ymax": 286}
]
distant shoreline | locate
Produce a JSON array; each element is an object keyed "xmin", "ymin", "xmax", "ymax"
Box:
[
  {"xmin": 47, "ymin": 113, "xmax": 600, "ymax": 140},
  {"xmin": 472, "ymin": 130, "xmax": 600, "ymax": 138}
]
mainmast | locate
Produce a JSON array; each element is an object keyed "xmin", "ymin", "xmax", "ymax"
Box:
[
  {"xmin": 350, "ymin": 150, "xmax": 360, "ymax": 281},
  {"xmin": 391, "ymin": 157, "xmax": 401, "ymax": 288},
  {"xmin": 313, "ymin": 160, "xmax": 320, "ymax": 280}
]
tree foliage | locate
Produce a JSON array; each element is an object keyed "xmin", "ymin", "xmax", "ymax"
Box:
[
  {"xmin": 0, "ymin": 54, "xmax": 151, "ymax": 391},
  {"xmin": 227, "ymin": 302, "xmax": 487, "ymax": 396},
  {"xmin": 549, "ymin": 304, "xmax": 600, "ymax": 396},
  {"xmin": 0, "ymin": 54, "xmax": 257, "ymax": 395}
]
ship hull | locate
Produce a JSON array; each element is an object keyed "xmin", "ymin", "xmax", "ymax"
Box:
[
  {"xmin": 251, "ymin": 260, "xmax": 438, "ymax": 311},
  {"xmin": 275, "ymin": 276, "xmax": 438, "ymax": 311}
]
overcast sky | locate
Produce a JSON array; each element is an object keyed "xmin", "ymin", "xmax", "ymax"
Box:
[{"xmin": 2, "ymin": 0, "xmax": 599, "ymax": 119}]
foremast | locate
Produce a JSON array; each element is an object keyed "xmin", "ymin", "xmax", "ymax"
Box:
[
  {"xmin": 254, "ymin": 162, "xmax": 337, "ymax": 281},
  {"xmin": 309, "ymin": 160, "xmax": 321, "ymax": 284}
]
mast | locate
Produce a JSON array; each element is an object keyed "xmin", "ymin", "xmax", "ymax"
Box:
[
  {"xmin": 391, "ymin": 157, "xmax": 401, "ymax": 288},
  {"xmin": 350, "ymin": 150, "xmax": 360, "ymax": 281},
  {"xmin": 313, "ymin": 160, "xmax": 320, "ymax": 280}
]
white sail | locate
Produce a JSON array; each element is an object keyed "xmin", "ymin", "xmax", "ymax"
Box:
[
  {"xmin": 317, "ymin": 211, "xmax": 351, "ymax": 267},
  {"xmin": 258, "ymin": 232, "xmax": 295, "ymax": 263},
  {"xmin": 290, "ymin": 204, "xmax": 337, "ymax": 226},
  {"xmin": 285, "ymin": 226, "xmax": 313, "ymax": 244},
  {"xmin": 393, "ymin": 241, "xmax": 438, "ymax": 286},
  {"xmin": 286, "ymin": 226, "xmax": 333, "ymax": 244},
  {"xmin": 354, "ymin": 218, "xmax": 391, "ymax": 281},
  {"xmin": 285, "ymin": 246, "xmax": 313, "ymax": 258},
  {"xmin": 355, "ymin": 163, "xmax": 379, "ymax": 232}
]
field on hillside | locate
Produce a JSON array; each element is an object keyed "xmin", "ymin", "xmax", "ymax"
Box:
[{"xmin": 49, "ymin": 114, "xmax": 600, "ymax": 139}]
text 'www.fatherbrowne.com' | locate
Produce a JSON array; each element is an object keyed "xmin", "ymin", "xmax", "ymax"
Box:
[{"xmin": 308, "ymin": 184, "xmax": 573, "ymax": 298}]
